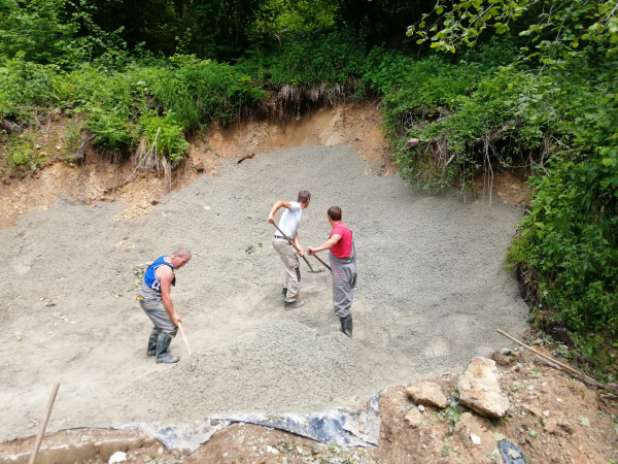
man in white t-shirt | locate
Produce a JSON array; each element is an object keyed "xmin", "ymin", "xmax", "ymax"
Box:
[{"xmin": 267, "ymin": 190, "xmax": 311, "ymax": 307}]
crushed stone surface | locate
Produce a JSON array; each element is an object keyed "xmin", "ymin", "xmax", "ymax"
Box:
[{"xmin": 0, "ymin": 145, "xmax": 528, "ymax": 440}]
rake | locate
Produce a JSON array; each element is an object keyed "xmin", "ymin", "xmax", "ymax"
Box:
[{"xmin": 271, "ymin": 223, "xmax": 325, "ymax": 273}]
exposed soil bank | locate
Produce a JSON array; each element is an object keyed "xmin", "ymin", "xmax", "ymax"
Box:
[
  {"xmin": 0, "ymin": 102, "xmax": 526, "ymax": 228},
  {"xmin": 0, "ymin": 103, "xmax": 392, "ymax": 228},
  {"xmin": 2, "ymin": 349, "xmax": 616, "ymax": 464},
  {"xmin": 1, "ymin": 138, "xmax": 528, "ymax": 441}
]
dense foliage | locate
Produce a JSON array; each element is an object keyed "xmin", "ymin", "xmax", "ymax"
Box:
[{"xmin": 0, "ymin": 0, "xmax": 616, "ymax": 374}]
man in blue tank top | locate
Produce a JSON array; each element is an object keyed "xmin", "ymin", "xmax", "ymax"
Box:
[{"xmin": 137, "ymin": 248, "xmax": 192, "ymax": 363}]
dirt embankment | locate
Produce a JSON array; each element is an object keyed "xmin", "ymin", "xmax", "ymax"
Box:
[
  {"xmin": 0, "ymin": 103, "xmax": 392, "ymax": 228},
  {"xmin": 0, "ymin": 102, "xmax": 528, "ymax": 229}
]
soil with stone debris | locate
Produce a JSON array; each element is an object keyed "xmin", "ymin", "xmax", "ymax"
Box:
[
  {"xmin": 1, "ymin": 141, "xmax": 529, "ymax": 441},
  {"xmin": 1, "ymin": 347, "xmax": 616, "ymax": 464}
]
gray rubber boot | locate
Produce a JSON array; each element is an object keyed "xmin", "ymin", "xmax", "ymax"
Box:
[
  {"xmin": 340, "ymin": 315, "xmax": 353, "ymax": 337},
  {"xmin": 155, "ymin": 333, "xmax": 179, "ymax": 364},
  {"xmin": 147, "ymin": 329, "xmax": 160, "ymax": 356}
]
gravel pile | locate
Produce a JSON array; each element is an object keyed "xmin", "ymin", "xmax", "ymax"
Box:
[{"xmin": 0, "ymin": 145, "xmax": 528, "ymax": 440}]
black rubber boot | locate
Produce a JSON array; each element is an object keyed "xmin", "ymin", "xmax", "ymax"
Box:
[
  {"xmin": 281, "ymin": 288, "xmax": 287, "ymax": 299},
  {"xmin": 339, "ymin": 315, "xmax": 353, "ymax": 337},
  {"xmin": 147, "ymin": 329, "xmax": 159, "ymax": 356},
  {"xmin": 284, "ymin": 299, "xmax": 305, "ymax": 309},
  {"xmin": 155, "ymin": 333, "xmax": 179, "ymax": 364}
]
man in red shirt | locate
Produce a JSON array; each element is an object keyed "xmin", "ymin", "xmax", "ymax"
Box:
[{"xmin": 308, "ymin": 206, "xmax": 357, "ymax": 337}]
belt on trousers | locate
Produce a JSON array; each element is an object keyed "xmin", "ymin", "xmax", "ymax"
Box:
[{"xmin": 273, "ymin": 235, "xmax": 286, "ymax": 239}]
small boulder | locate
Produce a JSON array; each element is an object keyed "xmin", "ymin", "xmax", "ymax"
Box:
[
  {"xmin": 457, "ymin": 357, "xmax": 510, "ymax": 419},
  {"xmin": 406, "ymin": 381, "xmax": 448, "ymax": 409}
]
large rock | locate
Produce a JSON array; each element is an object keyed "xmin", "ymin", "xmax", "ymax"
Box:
[
  {"xmin": 457, "ymin": 357, "xmax": 510, "ymax": 419},
  {"xmin": 406, "ymin": 382, "xmax": 448, "ymax": 409}
]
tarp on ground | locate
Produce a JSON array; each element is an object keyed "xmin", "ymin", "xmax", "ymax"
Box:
[{"xmin": 121, "ymin": 393, "xmax": 380, "ymax": 452}]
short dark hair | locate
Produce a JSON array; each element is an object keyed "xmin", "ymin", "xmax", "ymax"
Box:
[
  {"xmin": 327, "ymin": 206, "xmax": 342, "ymax": 221},
  {"xmin": 298, "ymin": 190, "xmax": 311, "ymax": 203}
]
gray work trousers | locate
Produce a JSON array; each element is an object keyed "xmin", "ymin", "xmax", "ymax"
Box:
[
  {"xmin": 139, "ymin": 298, "xmax": 177, "ymax": 336},
  {"xmin": 272, "ymin": 237, "xmax": 301, "ymax": 303},
  {"xmin": 330, "ymin": 253, "xmax": 357, "ymax": 318}
]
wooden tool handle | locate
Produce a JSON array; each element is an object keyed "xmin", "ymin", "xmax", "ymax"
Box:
[
  {"xmin": 28, "ymin": 383, "xmax": 60, "ymax": 464},
  {"xmin": 177, "ymin": 322, "xmax": 192, "ymax": 356},
  {"xmin": 311, "ymin": 252, "xmax": 332, "ymax": 272}
]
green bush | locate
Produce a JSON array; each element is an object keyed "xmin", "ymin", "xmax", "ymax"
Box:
[
  {"xmin": 55, "ymin": 57, "xmax": 264, "ymax": 157},
  {"xmin": 139, "ymin": 112, "xmax": 188, "ymax": 163},
  {"xmin": 148, "ymin": 56, "xmax": 265, "ymax": 130},
  {"xmin": 0, "ymin": 58, "xmax": 59, "ymax": 123},
  {"xmin": 86, "ymin": 107, "xmax": 133, "ymax": 152},
  {"xmin": 507, "ymin": 87, "xmax": 618, "ymax": 370},
  {"xmin": 4, "ymin": 135, "xmax": 42, "ymax": 171}
]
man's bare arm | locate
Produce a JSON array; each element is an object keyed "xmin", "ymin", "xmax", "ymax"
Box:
[
  {"xmin": 293, "ymin": 232, "xmax": 304, "ymax": 256},
  {"xmin": 157, "ymin": 267, "xmax": 181, "ymax": 327},
  {"xmin": 308, "ymin": 234, "xmax": 341, "ymax": 255},
  {"xmin": 267, "ymin": 200, "xmax": 291, "ymax": 224}
]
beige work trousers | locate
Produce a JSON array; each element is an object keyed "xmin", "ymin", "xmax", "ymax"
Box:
[{"xmin": 272, "ymin": 237, "xmax": 301, "ymax": 302}]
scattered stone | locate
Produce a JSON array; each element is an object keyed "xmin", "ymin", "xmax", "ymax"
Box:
[
  {"xmin": 406, "ymin": 138, "xmax": 420, "ymax": 147},
  {"xmin": 108, "ymin": 451, "xmax": 127, "ymax": 464},
  {"xmin": 493, "ymin": 432, "xmax": 506, "ymax": 442},
  {"xmin": 457, "ymin": 357, "xmax": 510, "ymax": 419},
  {"xmin": 150, "ymin": 199, "xmax": 160, "ymax": 206},
  {"xmin": 579, "ymin": 416, "xmax": 590, "ymax": 428},
  {"xmin": 404, "ymin": 407, "xmax": 423, "ymax": 428},
  {"xmin": 417, "ymin": 405, "xmax": 425, "ymax": 413},
  {"xmin": 456, "ymin": 412, "xmax": 497, "ymax": 455},
  {"xmin": 492, "ymin": 350, "xmax": 515, "ymax": 366},
  {"xmin": 544, "ymin": 418, "xmax": 556, "ymax": 433},
  {"xmin": 193, "ymin": 161, "xmax": 206, "ymax": 173},
  {"xmin": 406, "ymin": 381, "xmax": 448, "ymax": 409},
  {"xmin": 523, "ymin": 404, "xmax": 542, "ymax": 417},
  {"xmin": 44, "ymin": 301, "xmax": 56, "ymax": 307}
]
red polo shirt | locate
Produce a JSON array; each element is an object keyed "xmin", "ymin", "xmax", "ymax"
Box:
[{"xmin": 330, "ymin": 222, "xmax": 353, "ymax": 258}]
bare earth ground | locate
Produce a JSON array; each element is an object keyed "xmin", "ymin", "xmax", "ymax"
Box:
[{"xmin": 0, "ymin": 131, "xmax": 529, "ymax": 442}]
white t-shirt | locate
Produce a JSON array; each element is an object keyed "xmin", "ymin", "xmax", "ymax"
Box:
[{"xmin": 277, "ymin": 201, "xmax": 302, "ymax": 238}]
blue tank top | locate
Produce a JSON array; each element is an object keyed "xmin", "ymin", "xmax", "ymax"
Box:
[{"xmin": 144, "ymin": 256, "xmax": 176, "ymax": 291}]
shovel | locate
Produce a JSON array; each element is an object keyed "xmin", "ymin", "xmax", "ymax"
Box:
[{"xmin": 271, "ymin": 222, "xmax": 324, "ymax": 273}]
